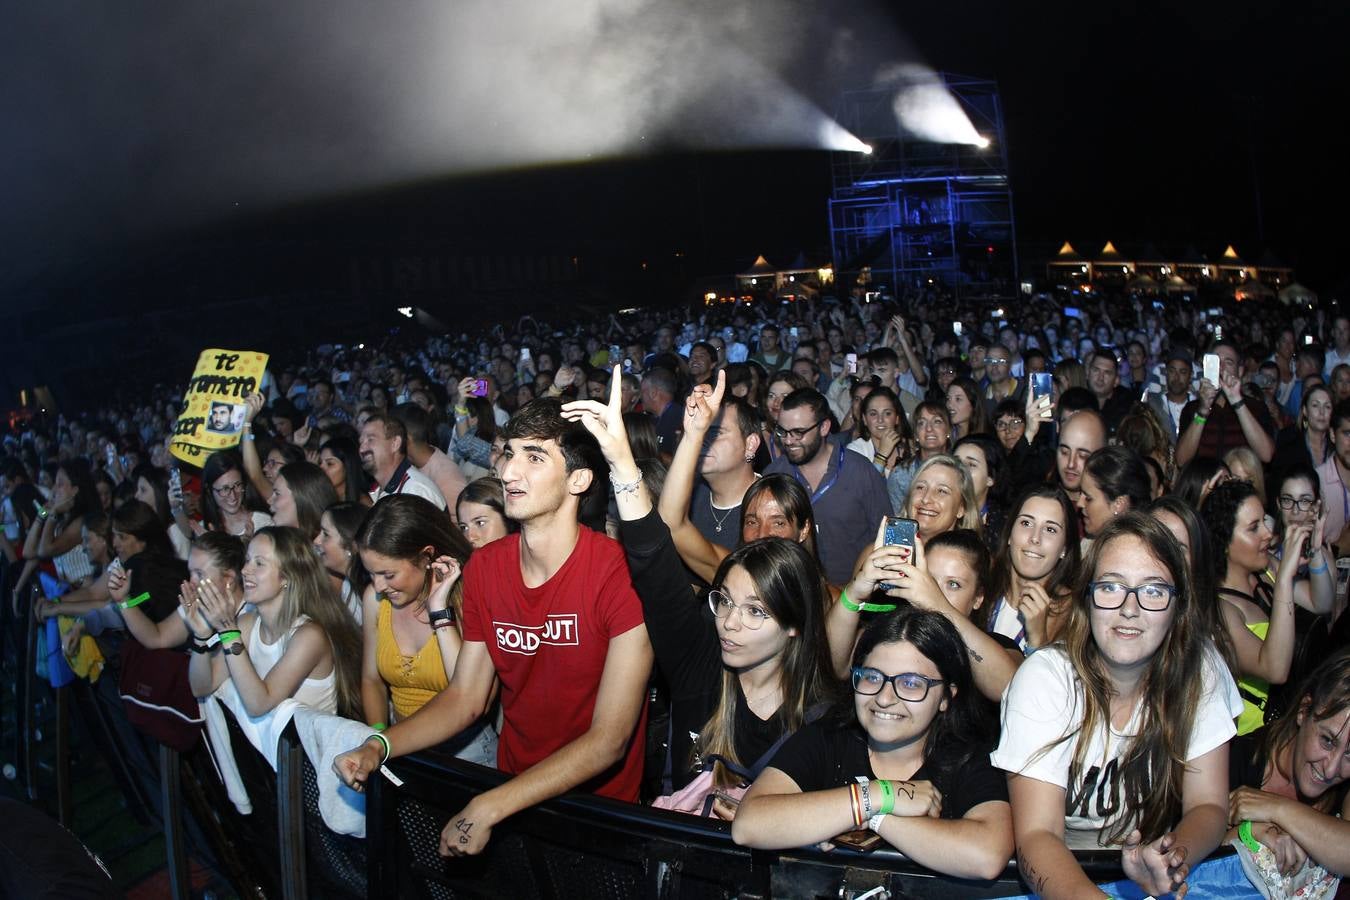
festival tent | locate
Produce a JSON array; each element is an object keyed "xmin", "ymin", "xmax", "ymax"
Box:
[
  {"xmin": 1234, "ymin": 280, "xmax": 1275, "ymax": 301},
  {"xmin": 1278, "ymin": 282, "xmax": 1318, "ymax": 306}
]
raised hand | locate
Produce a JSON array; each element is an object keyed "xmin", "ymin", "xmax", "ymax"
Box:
[
  {"xmin": 243, "ymin": 391, "xmax": 265, "ymax": 425},
  {"xmin": 1019, "ymin": 583, "xmax": 1055, "ymax": 651},
  {"xmin": 560, "ymin": 365, "xmax": 634, "ymax": 467},
  {"xmin": 425, "ymin": 555, "xmax": 462, "ymax": 614},
  {"xmin": 196, "ymin": 578, "xmax": 238, "ymax": 632},
  {"xmin": 684, "ymin": 370, "xmax": 727, "ymax": 438}
]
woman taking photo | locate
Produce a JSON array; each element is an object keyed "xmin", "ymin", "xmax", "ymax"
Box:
[
  {"xmin": 455, "ymin": 478, "xmax": 513, "ymax": 550},
  {"xmin": 841, "ymin": 528, "xmax": 1022, "ymax": 702},
  {"xmin": 564, "ymin": 373, "xmax": 837, "ymax": 806},
  {"xmin": 199, "ymin": 450, "xmax": 273, "ymax": 538},
  {"xmin": 1076, "ymin": 446, "xmax": 1153, "ymax": 540},
  {"xmin": 981, "ymin": 486, "xmax": 1081, "ymax": 656},
  {"xmin": 1266, "ymin": 465, "xmax": 1336, "ymax": 618},
  {"xmin": 355, "ymin": 495, "xmax": 495, "ymax": 764},
  {"xmin": 886, "ymin": 402, "xmax": 952, "ymax": 515},
  {"xmin": 732, "ymin": 609, "xmax": 1012, "ymax": 880},
  {"xmin": 186, "ymin": 526, "xmax": 362, "ymax": 720},
  {"xmin": 1203, "ymin": 479, "xmax": 1309, "ymax": 736},
  {"xmin": 1228, "ymin": 648, "xmax": 1350, "ymax": 880},
  {"xmin": 994, "ymin": 514, "xmax": 1237, "ymax": 899},
  {"xmin": 846, "ymin": 387, "xmax": 915, "ymax": 477}
]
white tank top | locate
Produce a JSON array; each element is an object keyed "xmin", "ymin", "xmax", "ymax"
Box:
[{"xmin": 248, "ymin": 614, "xmax": 337, "ymax": 714}]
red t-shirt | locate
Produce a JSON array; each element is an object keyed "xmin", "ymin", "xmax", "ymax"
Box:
[{"xmin": 461, "ymin": 527, "xmax": 647, "ymax": 802}]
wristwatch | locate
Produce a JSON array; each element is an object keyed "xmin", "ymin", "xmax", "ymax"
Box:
[
  {"xmin": 219, "ymin": 639, "xmax": 245, "ymax": 656},
  {"xmin": 428, "ymin": 608, "xmax": 455, "ymax": 628}
]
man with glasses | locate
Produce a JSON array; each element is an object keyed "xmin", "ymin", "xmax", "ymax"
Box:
[
  {"xmin": 764, "ymin": 388, "xmax": 889, "ymax": 585},
  {"xmin": 982, "ymin": 344, "xmax": 1023, "ymax": 417}
]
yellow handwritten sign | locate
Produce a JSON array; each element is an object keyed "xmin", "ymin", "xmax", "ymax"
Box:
[{"xmin": 169, "ymin": 349, "xmax": 269, "ymax": 465}]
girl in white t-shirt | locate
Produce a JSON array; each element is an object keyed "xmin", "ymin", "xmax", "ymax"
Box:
[{"xmin": 993, "ymin": 513, "xmax": 1237, "ymax": 899}]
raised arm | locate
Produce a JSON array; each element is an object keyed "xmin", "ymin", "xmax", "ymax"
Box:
[
  {"xmin": 1226, "ymin": 528, "xmax": 1303, "ymax": 684},
  {"xmin": 239, "ymin": 392, "xmax": 271, "ymax": 498},
  {"xmin": 111, "ymin": 567, "xmax": 190, "ymax": 649},
  {"xmin": 1220, "ymin": 375, "xmax": 1275, "ymax": 463},
  {"xmin": 655, "ymin": 371, "xmax": 731, "ymax": 583}
]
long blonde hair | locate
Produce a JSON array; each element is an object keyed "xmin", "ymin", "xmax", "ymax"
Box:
[
  {"xmin": 1046, "ymin": 513, "xmax": 1206, "ymax": 844},
  {"xmin": 904, "ymin": 454, "xmax": 982, "ymax": 534},
  {"xmin": 255, "ymin": 526, "xmax": 364, "ymax": 719}
]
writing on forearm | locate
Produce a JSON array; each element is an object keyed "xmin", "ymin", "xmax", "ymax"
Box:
[{"xmin": 1017, "ymin": 850, "xmax": 1050, "ymax": 896}]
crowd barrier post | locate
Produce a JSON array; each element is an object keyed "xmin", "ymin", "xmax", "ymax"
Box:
[
  {"xmin": 275, "ymin": 726, "xmax": 309, "ymax": 900},
  {"xmin": 54, "ymin": 682, "xmax": 72, "ymax": 827},
  {"xmin": 158, "ymin": 744, "xmax": 191, "ymax": 900},
  {"xmin": 19, "ymin": 589, "xmax": 39, "ymax": 799}
]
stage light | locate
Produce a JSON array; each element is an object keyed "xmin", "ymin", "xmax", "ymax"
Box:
[
  {"xmin": 862, "ymin": 144, "xmax": 873, "ymax": 155},
  {"xmin": 883, "ymin": 65, "xmax": 989, "ymax": 147},
  {"xmin": 975, "ymin": 135, "xmax": 992, "ymax": 149},
  {"xmin": 819, "ymin": 119, "xmax": 872, "ymax": 154}
]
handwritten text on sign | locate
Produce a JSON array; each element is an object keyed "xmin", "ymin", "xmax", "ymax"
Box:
[{"xmin": 170, "ymin": 349, "xmax": 269, "ymax": 465}]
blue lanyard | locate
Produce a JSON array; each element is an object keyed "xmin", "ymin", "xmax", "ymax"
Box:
[{"xmin": 792, "ymin": 444, "xmax": 846, "ymax": 504}]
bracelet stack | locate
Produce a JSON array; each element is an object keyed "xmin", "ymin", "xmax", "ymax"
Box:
[
  {"xmin": 847, "ymin": 782, "xmax": 865, "ymax": 828},
  {"xmin": 368, "ymin": 731, "xmax": 392, "ymax": 765}
]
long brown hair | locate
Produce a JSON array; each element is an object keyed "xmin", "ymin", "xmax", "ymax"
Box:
[
  {"xmin": 1261, "ymin": 648, "xmax": 1350, "ymax": 814},
  {"xmin": 255, "ymin": 526, "xmax": 363, "ymax": 719},
  {"xmin": 695, "ymin": 538, "xmax": 838, "ymax": 787},
  {"xmin": 1049, "ymin": 513, "xmax": 1206, "ymax": 844},
  {"xmin": 981, "ymin": 485, "xmax": 1080, "ymax": 631}
]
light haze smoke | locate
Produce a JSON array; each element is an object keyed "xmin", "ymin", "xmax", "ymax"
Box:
[{"xmin": 0, "ymin": 0, "xmax": 957, "ymax": 289}]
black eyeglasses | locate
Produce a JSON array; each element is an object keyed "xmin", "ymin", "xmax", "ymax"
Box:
[
  {"xmin": 1277, "ymin": 495, "xmax": 1316, "ymax": 512},
  {"xmin": 1088, "ymin": 581, "xmax": 1177, "ymax": 612},
  {"xmin": 851, "ymin": 667, "xmax": 945, "ymax": 701},
  {"xmin": 995, "ymin": 418, "xmax": 1025, "ymax": 431},
  {"xmin": 773, "ymin": 421, "xmax": 823, "ymax": 442}
]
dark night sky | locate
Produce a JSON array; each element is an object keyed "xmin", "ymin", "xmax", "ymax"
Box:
[{"xmin": 3, "ymin": 0, "xmax": 1346, "ymax": 310}]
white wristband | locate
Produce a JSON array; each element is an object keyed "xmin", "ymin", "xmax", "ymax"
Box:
[{"xmin": 868, "ymin": 814, "xmax": 885, "ymax": 832}]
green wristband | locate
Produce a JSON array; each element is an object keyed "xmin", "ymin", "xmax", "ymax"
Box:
[
  {"xmin": 118, "ymin": 592, "xmax": 151, "ymax": 610},
  {"xmin": 839, "ymin": 589, "xmax": 898, "ymax": 615},
  {"xmin": 875, "ymin": 778, "xmax": 895, "ymax": 816},
  {"xmin": 217, "ymin": 629, "xmax": 242, "ymax": 647},
  {"xmin": 1237, "ymin": 820, "xmax": 1262, "ymax": 854},
  {"xmin": 371, "ymin": 722, "xmax": 387, "ymax": 732}
]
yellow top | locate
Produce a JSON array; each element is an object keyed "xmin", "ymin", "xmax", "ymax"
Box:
[
  {"xmin": 1236, "ymin": 620, "xmax": 1270, "ymax": 737},
  {"xmin": 376, "ymin": 600, "xmax": 447, "ymax": 721}
]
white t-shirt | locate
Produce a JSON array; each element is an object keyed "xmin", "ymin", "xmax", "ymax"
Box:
[
  {"xmin": 371, "ymin": 466, "xmax": 448, "ymax": 511},
  {"xmin": 991, "ymin": 645, "xmax": 1239, "ymax": 848}
]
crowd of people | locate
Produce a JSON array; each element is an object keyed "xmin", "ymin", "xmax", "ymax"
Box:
[{"xmin": 3, "ymin": 286, "xmax": 1350, "ymax": 898}]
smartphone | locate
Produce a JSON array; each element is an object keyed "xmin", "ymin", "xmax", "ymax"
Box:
[
  {"xmin": 881, "ymin": 516, "xmax": 919, "ymax": 590},
  {"xmin": 472, "ymin": 379, "xmax": 489, "ymax": 398},
  {"xmin": 845, "ymin": 352, "xmax": 858, "ymax": 375},
  {"xmin": 1063, "ymin": 307, "xmax": 1081, "ymax": 319},
  {"xmin": 832, "ymin": 829, "xmax": 884, "ymax": 852},
  {"xmin": 1305, "ymin": 335, "xmax": 1315, "ymax": 346},
  {"xmin": 1151, "ymin": 300, "xmax": 1164, "ymax": 310},
  {"xmin": 519, "ymin": 348, "xmax": 531, "ymax": 363},
  {"xmin": 1031, "ymin": 372, "xmax": 1053, "ymax": 404},
  {"xmin": 790, "ymin": 326, "xmax": 799, "ymax": 338},
  {"xmin": 609, "ymin": 344, "xmax": 622, "ymax": 362},
  {"xmin": 168, "ymin": 466, "xmax": 183, "ymax": 498},
  {"xmin": 1203, "ymin": 353, "xmax": 1220, "ymax": 385},
  {"xmin": 990, "ymin": 308, "xmax": 1005, "ymax": 319},
  {"xmin": 1214, "ymin": 325, "xmax": 1223, "ymax": 341},
  {"xmin": 952, "ymin": 321, "xmax": 963, "ymax": 336},
  {"xmin": 105, "ymin": 443, "xmax": 117, "ymax": 467},
  {"xmin": 623, "ymin": 358, "xmax": 634, "ymax": 374},
  {"xmin": 108, "ymin": 557, "xmax": 124, "ymax": 575}
]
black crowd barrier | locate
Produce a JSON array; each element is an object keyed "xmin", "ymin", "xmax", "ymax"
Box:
[{"xmin": 366, "ymin": 749, "xmax": 1132, "ymax": 900}]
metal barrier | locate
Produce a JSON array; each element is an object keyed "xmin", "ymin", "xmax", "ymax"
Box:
[{"xmin": 368, "ymin": 749, "xmax": 1134, "ymax": 900}]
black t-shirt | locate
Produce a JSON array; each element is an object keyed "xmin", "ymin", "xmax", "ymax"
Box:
[
  {"xmin": 689, "ymin": 483, "xmax": 741, "ymax": 551},
  {"xmin": 621, "ymin": 508, "xmax": 793, "ymax": 788},
  {"xmin": 767, "ymin": 719, "xmax": 1008, "ymax": 821},
  {"xmin": 1228, "ymin": 730, "xmax": 1269, "ymax": 791}
]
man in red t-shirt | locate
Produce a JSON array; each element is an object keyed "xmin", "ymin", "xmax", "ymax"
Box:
[{"xmin": 335, "ymin": 398, "xmax": 653, "ymax": 856}]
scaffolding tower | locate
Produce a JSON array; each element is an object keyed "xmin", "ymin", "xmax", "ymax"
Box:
[{"xmin": 828, "ymin": 74, "xmax": 1018, "ymax": 300}]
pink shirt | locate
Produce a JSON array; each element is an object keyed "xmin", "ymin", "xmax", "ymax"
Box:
[{"xmin": 1316, "ymin": 456, "xmax": 1349, "ymax": 547}]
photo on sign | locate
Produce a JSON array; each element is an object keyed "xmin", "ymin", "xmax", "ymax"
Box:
[{"xmin": 206, "ymin": 401, "xmax": 246, "ymax": 435}]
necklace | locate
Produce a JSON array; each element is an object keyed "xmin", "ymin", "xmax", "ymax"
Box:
[{"xmin": 709, "ymin": 502, "xmax": 737, "ymax": 533}]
